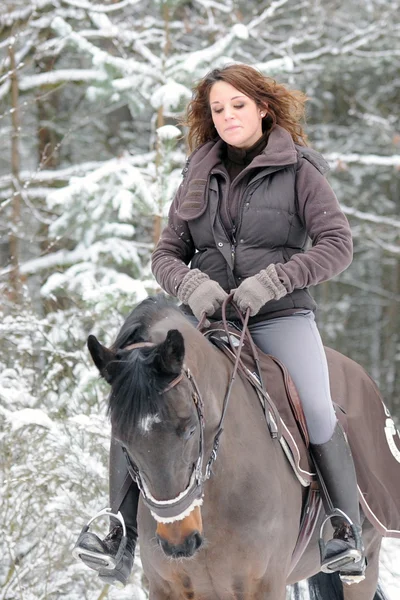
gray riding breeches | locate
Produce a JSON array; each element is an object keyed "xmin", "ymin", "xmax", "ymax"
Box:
[
  {"xmin": 248, "ymin": 310, "xmax": 337, "ymax": 444},
  {"xmin": 186, "ymin": 309, "xmax": 337, "ymax": 444}
]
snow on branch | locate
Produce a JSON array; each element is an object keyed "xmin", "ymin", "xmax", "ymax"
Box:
[
  {"xmin": 0, "ymin": 40, "xmax": 34, "ymax": 79},
  {"xmin": 248, "ymin": 0, "xmax": 290, "ymax": 30},
  {"xmin": 352, "ymin": 48, "xmax": 400, "ymax": 58},
  {"xmin": 0, "ymin": 80, "xmax": 10, "ymax": 102},
  {"xmin": 76, "ymin": 27, "xmax": 141, "ymax": 45},
  {"xmin": 327, "ymin": 153, "xmax": 400, "ymax": 168},
  {"xmin": 19, "ymin": 69, "xmax": 107, "ymax": 91},
  {"xmin": 52, "ymin": 16, "xmax": 154, "ymax": 77},
  {"xmin": 293, "ymin": 34, "xmax": 398, "ymax": 64},
  {"xmin": 1, "ymin": 407, "xmax": 55, "ymax": 432},
  {"xmin": 256, "ymin": 56, "xmax": 295, "ymax": 74},
  {"xmin": 340, "ymin": 275, "xmax": 400, "ymax": 302},
  {"xmin": 133, "ymin": 40, "xmax": 161, "ymax": 69},
  {"xmin": 167, "ymin": 28, "xmax": 238, "ymax": 76},
  {"xmin": 373, "ymin": 238, "xmax": 400, "ymax": 255},
  {"xmin": 341, "ymin": 205, "xmax": 400, "ymax": 230},
  {"xmin": 60, "ymin": 0, "xmax": 140, "ymax": 12},
  {"xmin": 0, "ymin": 5, "xmax": 37, "ymax": 29},
  {"xmin": 151, "ymin": 81, "xmax": 191, "ymax": 112},
  {"xmin": 0, "ymin": 239, "xmax": 152, "ymax": 278},
  {"xmin": 193, "ymin": 0, "xmax": 233, "ymax": 13},
  {"xmin": 0, "ymin": 161, "xmax": 105, "ymax": 190},
  {"xmin": 0, "ymin": 154, "xmax": 156, "ymax": 191}
]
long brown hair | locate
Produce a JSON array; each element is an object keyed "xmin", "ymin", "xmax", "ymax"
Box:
[{"xmin": 182, "ymin": 64, "xmax": 308, "ymax": 152}]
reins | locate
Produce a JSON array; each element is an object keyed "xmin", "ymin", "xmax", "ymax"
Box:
[
  {"xmin": 198, "ymin": 295, "xmax": 254, "ymax": 478},
  {"xmin": 215, "ymin": 294, "xmax": 282, "ymax": 439}
]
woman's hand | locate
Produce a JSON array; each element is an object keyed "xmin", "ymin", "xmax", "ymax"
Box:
[
  {"xmin": 177, "ymin": 269, "xmax": 228, "ymax": 324},
  {"xmin": 233, "ymin": 264, "xmax": 287, "ymax": 316}
]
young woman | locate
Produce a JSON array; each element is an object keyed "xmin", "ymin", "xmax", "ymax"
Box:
[{"xmin": 74, "ymin": 64, "xmax": 365, "ymax": 586}]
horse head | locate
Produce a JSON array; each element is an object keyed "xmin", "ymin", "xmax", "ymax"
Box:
[{"xmin": 87, "ymin": 326, "xmax": 205, "ymax": 559}]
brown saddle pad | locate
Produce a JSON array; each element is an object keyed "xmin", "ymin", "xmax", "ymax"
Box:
[{"xmin": 207, "ymin": 327, "xmax": 400, "ymax": 539}]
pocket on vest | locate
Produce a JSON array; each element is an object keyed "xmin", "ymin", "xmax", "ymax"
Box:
[{"xmin": 177, "ymin": 178, "xmax": 208, "ymax": 220}]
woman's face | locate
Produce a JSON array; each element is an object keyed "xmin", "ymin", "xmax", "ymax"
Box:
[{"xmin": 209, "ymin": 81, "xmax": 265, "ymax": 149}]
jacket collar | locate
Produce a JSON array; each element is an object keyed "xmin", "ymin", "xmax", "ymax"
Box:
[{"xmin": 184, "ymin": 125, "xmax": 299, "ymax": 184}]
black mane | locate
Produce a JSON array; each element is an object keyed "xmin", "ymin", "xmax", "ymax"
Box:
[{"xmin": 108, "ymin": 295, "xmax": 183, "ymax": 438}]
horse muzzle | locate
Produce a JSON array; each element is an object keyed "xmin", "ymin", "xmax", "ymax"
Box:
[
  {"xmin": 156, "ymin": 506, "xmax": 203, "ymax": 558},
  {"xmin": 157, "ymin": 529, "xmax": 203, "ymax": 558}
]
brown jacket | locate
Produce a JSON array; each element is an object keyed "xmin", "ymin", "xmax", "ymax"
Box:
[{"xmin": 151, "ymin": 126, "xmax": 353, "ymax": 320}]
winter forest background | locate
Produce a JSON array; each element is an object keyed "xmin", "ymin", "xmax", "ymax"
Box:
[{"xmin": 0, "ymin": 0, "xmax": 399, "ymax": 598}]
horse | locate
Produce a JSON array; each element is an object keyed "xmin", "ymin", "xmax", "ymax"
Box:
[{"xmin": 88, "ymin": 295, "xmax": 389, "ymax": 600}]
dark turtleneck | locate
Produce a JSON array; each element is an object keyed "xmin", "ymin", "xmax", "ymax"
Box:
[
  {"xmin": 224, "ymin": 129, "xmax": 270, "ymax": 182},
  {"xmin": 220, "ymin": 129, "xmax": 270, "ymax": 233}
]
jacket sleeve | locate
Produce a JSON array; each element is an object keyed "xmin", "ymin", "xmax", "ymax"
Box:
[
  {"xmin": 151, "ymin": 183, "xmax": 196, "ymax": 296},
  {"xmin": 274, "ymin": 158, "xmax": 353, "ymax": 293}
]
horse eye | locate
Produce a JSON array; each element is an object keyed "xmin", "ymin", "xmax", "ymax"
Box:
[{"xmin": 184, "ymin": 425, "xmax": 197, "ymax": 440}]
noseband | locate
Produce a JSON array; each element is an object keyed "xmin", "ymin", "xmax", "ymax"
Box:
[{"xmin": 120, "ymin": 341, "xmax": 218, "ymax": 524}]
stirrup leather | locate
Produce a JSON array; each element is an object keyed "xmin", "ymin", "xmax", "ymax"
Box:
[
  {"xmin": 72, "ymin": 507, "xmax": 127, "ymax": 570},
  {"xmin": 318, "ymin": 509, "xmax": 365, "ymax": 584}
]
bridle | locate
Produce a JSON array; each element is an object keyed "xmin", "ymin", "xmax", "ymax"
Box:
[
  {"xmin": 119, "ymin": 298, "xmax": 281, "ymax": 524},
  {"xmin": 120, "ymin": 342, "xmax": 217, "ymax": 523}
]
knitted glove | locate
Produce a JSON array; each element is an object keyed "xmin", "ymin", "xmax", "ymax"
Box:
[
  {"xmin": 177, "ymin": 269, "xmax": 228, "ymax": 324},
  {"xmin": 233, "ymin": 264, "xmax": 287, "ymax": 316}
]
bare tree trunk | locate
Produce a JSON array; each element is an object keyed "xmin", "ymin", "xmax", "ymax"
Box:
[
  {"xmin": 152, "ymin": 3, "xmax": 170, "ymax": 247},
  {"xmin": 35, "ymin": 45, "xmax": 60, "ymax": 169},
  {"xmin": 8, "ymin": 44, "xmax": 22, "ymax": 303},
  {"xmin": 383, "ymin": 256, "xmax": 400, "ymax": 414},
  {"xmin": 153, "ymin": 105, "xmax": 165, "ymax": 247}
]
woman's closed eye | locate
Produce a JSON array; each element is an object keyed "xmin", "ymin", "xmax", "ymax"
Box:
[{"xmin": 213, "ymin": 104, "xmax": 245, "ymax": 114}]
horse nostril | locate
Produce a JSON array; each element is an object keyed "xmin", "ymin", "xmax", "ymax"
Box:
[
  {"xmin": 192, "ymin": 531, "xmax": 203, "ymax": 551},
  {"xmin": 186, "ymin": 530, "xmax": 203, "ymax": 555}
]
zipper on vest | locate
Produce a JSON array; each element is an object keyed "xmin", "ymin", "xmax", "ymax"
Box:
[
  {"xmin": 212, "ymin": 169, "xmax": 237, "ymax": 268},
  {"xmin": 231, "ymin": 226, "xmax": 237, "ymax": 265}
]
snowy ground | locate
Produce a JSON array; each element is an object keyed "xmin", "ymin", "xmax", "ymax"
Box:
[
  {"xmin": 289, "ymin": 538, "xmax": 400, "ymax": 599},
  {"xmin": 379, "ymin": 538, "xmax": 400, "ymax": 599}
]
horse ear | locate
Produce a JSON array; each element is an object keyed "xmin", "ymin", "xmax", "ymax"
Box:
[
  {"xmin": 154, "ymin": 329, "xmax": 185, "ymax": 375},
  {"xmin": 87, "ymin": 335, "xmax": 118, "ymax": 383}
]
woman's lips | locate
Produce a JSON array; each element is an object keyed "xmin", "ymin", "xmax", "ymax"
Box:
[{"xmin": 225, "ymin": 125, "xmax": 241, "ymax": 131}]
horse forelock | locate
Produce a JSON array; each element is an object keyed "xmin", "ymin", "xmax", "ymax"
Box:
[{"xmin": 107, "ymin": 345, "xmax": 172, "ymax": 439}]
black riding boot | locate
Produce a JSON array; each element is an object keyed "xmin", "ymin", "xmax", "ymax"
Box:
[
  {"xmin": 73, "ymin": 439, "xmax": 140, "ymax": 588},
  {"xmin": 311, "ymin": 422, "xmax": 366, "ymax": 584}
]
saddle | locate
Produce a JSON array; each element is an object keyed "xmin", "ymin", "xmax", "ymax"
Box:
[{"xmin": 205, "ymin": 323, "xmax": 400, "ymax": 569}]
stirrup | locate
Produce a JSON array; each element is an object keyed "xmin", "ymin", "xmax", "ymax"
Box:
[
  {"xmin": 72, "ymin": 507, "xmax": 127, "ymax": 570},
  {"xmin": 318, "ymin": 509, "xmax": 365, "ymax": 583}
]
